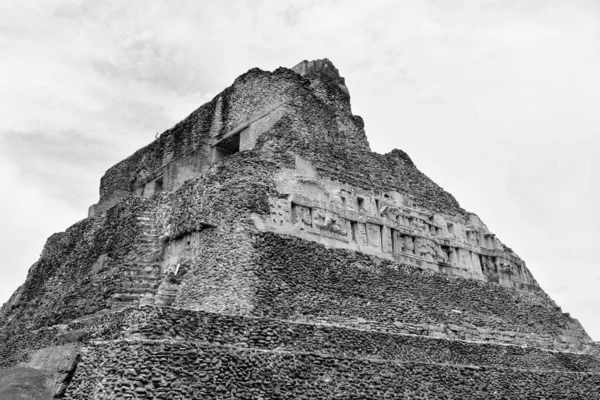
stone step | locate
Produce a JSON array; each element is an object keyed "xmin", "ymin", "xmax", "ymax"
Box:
[
  {"xmin": 134, "ymin": 260, "xmax": 159, "ymax": 266},
  {"xmin": 137, "ymin": 224, "xmax": 156, "ymax": 229},
  {"xmin": 127, "ymin": 282, "xmax": 159, "ymax": 290},
  {"xmin": 111, "ymin": 293, "xmax": 140, "ymax": 301},
  {"xmin": 69, "ymin": 340, "xmax": 600, "ymax": 398},
  {"xmin": 126, "ymin": 266, "xmax": 159, "ymax": 272},
  {"xmin": 122, "ymin": 278, "xmax": 160, "ymax": 287},
  {"xmin": 121, "ymin": 276, "xmax": 159, "ymax": 284},
  {"xmin": 112, "ymin": 288, "xmax": 157, "ymax": 301},
  {"xmin": 109, "ymin": 302, "xmax": 130, "ymax": 310},
  {"xmin": 124, "ymin": 268, "xmax": 160, "ymax": 276}
]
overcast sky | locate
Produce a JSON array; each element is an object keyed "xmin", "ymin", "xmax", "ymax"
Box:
[{"xmin": 0, "ymin": 0, "xmax": 598, "ymax": 339}]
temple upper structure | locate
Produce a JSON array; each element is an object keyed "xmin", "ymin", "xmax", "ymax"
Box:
[{"xmin": 88, "ymin": 59, "xmax": 532, "ymax": 290}]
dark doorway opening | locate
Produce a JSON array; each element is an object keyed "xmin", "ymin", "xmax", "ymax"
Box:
[
  {"xmin": 154, "ymin": 177, "xmax": 164, "ymax": 193},
  {"xmin": 216, "ymin": 131, "xmax": 241, "ymax": 155}
]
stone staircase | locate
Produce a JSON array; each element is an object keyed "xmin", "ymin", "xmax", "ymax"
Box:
[{"xmin": 109, "ymin": 211, "xmax": 162, "ymax": 309}]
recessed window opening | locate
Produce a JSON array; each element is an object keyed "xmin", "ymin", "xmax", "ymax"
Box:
[
  {"xmin": 375, "ymin": 199, "xmax": 380, "ymax": 211},
  {"xmin": 357, "ymin": 197, "xmax": 365, "ymax": 211},
  {"xmin": 341, "ymin": 196, "xmax": 347, "ymax": 208},
  {"xmin": 216, "ymin": 129, "xmax": 242, "ymax": 156},
  {"xmin": 154, "ymin": 177, "xmax": 163, "ymax": 193},
  {"xmin": 447, "ymin": 223, "xmax": 454, "ymax": 234}
]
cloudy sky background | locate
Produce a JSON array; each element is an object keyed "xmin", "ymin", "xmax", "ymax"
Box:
[{"xmin": 1, "ymin": 0, "xmax": 598, "ymax": 338}]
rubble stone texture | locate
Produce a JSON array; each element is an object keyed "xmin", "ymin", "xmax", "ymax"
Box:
[{"xmin": 1, "ymin": 59, "xmax": 598, "ymax": 399}]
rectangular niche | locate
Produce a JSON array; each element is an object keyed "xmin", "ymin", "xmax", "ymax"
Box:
[
  {"xmin": 357, "ymin": 197, "xmax": 365, "ymax": 212},
  {"xmin": 154, "ymin": 177, "xmax": 163, "ymax": 193},
  {"xmin": 143, "ymin": 176, "xmax": 164, "ymax": 198},
  {"xmin": 213, "ymin": 127, "xmax": 245, "ymax": 162}
]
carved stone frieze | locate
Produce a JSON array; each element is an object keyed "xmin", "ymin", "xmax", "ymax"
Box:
[
  {"xmin": 268, "ymin": 199, "xmax": 291, "ymax": 226},
  {"xmin": 356, "ymin": 223, "xmax": 368, "ymax": 247},
  {"xmin": 382, "ymin": 226, "xmax": 393, "ymax": 254},
  {"xmin": 258, "ymin": 163, "xmax": 535, "ymax": 289},
  {"xmin": 366, "ymin": 223, "xmax": 381, "ymax": 248}
]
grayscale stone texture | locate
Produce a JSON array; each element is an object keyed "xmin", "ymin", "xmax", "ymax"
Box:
[{"xmin": 1, "ymin": 58, "xmax": 598, "ymax": 399}]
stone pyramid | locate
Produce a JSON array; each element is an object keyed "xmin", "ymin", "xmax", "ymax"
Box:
[{"xmin": 1, "ymin": 59, "xmax": 599, "ymax": 399}]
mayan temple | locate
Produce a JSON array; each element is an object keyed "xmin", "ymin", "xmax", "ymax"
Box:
[{"xmin": 1, "ymin": 59, "xmax": 599, "ymax": 399}]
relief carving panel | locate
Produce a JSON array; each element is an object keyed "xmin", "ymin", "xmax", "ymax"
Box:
[
  {"xmin": 268, "ymin": 199, "xmax": 291, "ymax": 226},
  {"xmin": 366, "ymin": 223, "xmax": 381, "ymax": 249},
  {"xmin": 263, "ymin": 168, "xmax": 534, "ymax": 289},
  {"xmin": 292, "ymin": 204, "xmax": 313, "ymax": 231},
  {"xmin": 356, "ymin": 223, "xmax": 368, "ymax": 246},
  {"xmin": 382, "ymin": 226, "xmax": 393, "ymax": 254}
]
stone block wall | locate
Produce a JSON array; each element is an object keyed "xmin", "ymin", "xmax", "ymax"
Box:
[
  {"xmin": 91, "ymin": 59, "xmax": 467, "ymax": 223},
  {"xmin": 0, "ymin": 308, "xmax": 130, "ymax": 369},
  {"xmin": 162, "ymin": 145, "xmax": 213, "ymax": 192},
  {"xmin": 243, "ymin": 232, "xmax": 589, "ymax": 351},
  {"xmin": 164, "ymin": 153, "xmax": 283, "ymax": 236},
  {"xmin": 3, "ymin": 306, "xmax": 598, "ymax": 374},
  {"xmin": 255, "ymin": 92, "xmax": 466, "ymax": 217},
  {"xmin": 63, "ymin": 340, "xmax": 600, "ymax": 399},
  {"xmin": 3, "ymin": 304, "xmax": 599, "ymax": 397},
  {"xmin": 214, "ymin": 69, "xmax": 298, "ymax": 138},
  {"xmin": 260, "ymin": 162, "xmax": 533, "ymax": 290},
  {"xmin": 118, "ymin": 306, "xmax": 600, "ymax": 373},
  {"xmin": 94, "ymin": 67, "xmax": 307, "ymax": 213},
  {"xmin": 2, "ymin": 148, "xmax": 590, "ymax": 355},
  {"xmin": 0, "ymin": 197, "xmax": 156, "ymax": 335},
  {"xmin": 0, "ymin": 326, "xmax": 58, "ymax": 369},
  {"xmin": 131, "ymin": 151, "xmax": 590, "ymax": 351}
]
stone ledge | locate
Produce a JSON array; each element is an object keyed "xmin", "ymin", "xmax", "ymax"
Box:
[
  {"xmin": 7, "ymin": 305, "xmax": 595, "ymax": 374},
  {"xmin": 63, "ymin": 340, "xmax": 600, "ymax": 399},
  {"xmin": 118, "ymin": 306, "xmax": 600, "ymax": 372},
  {"xmin": 87, "ymin": 338, "xmax": 600, "ymax": 376}
]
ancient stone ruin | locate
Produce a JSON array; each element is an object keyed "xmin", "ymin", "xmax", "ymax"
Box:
[{"xmin": 1, "ymin": 59, "xmax": 599, "ymax": 398}]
